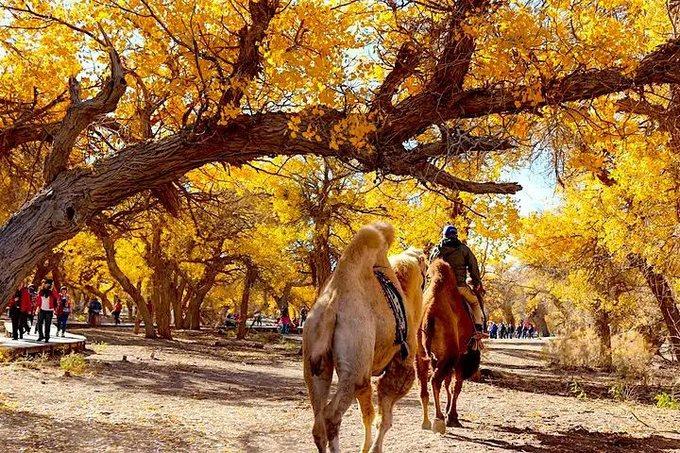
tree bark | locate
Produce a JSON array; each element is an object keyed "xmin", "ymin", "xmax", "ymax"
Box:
[
  {"xmin": 91, "ymin": 222, "xmax": 156, "ymax": 338},
  {"xmin": 629, "ymin": 255, "xmax": 680, "ymax": 361},
  {"xmin": 237, "ymin": 264, "xmax": 257, "ymax": 340},
  {"xmin": 593, "ymin": 303, "xmax": 612, "ymax": 369},
  {"xmin": 147, "ymin": 226, "xmax": 173, "ymax": 339}
]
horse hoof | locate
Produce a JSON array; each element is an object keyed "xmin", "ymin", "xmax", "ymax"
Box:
[
  {"xmin": 446, "ymin": 418, "xmax": 463, "ymax": 428},
  {"xmin": 421, "ymin": 420, "xmax": 432, "ymax": 430},
  {"xmin": 432, "ymin": 418, "xmax": 446, "ymax": 435}
]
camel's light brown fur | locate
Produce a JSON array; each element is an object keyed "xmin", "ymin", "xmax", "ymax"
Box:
[{"xmin": 303, "ymin": 223, "xmax": 426, "ymax": 453}]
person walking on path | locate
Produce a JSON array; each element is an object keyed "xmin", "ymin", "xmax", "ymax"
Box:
[
  {"xmin": 112, "ymin": 298, "xmax": 123, "ymax": 325},
  {"xmin": 88, "ymin": 298, "xmax": 103, "ymax": 326},
  {"xmin": 19, "ymin": 282, "xmax": 33, "ymax": 336},
  {"xmin": 8, "ymin": 282, "xmax": 30, "ymax": 340},
  {"xmin": 55, "ymin": 287, "xmax": 72, "ymax": 337},
  {"xmin": 36, "ymin": 279, "xmax": 58, "ymax": 342}
]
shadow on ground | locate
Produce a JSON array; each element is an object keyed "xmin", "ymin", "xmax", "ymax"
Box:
[
  {"xmin": 446, "ymin": 425, "xmax": 680, "ymax": 453},
  {"xmin": 0, "ymin": 408, "xmax": 200, "ymax": 450},
  {"xmin": 480, "ymin": 343, "xmax": 676, "ymax": 405},
  {"xmin": 72, "ymin": 328, "xmax": 306, "ymax": 406}
]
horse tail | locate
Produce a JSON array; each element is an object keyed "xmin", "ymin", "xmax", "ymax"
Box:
[
  {"xmin": 460, "ymin": 348, "xmax": 481, "ymax": 380},
  {"xmin": 305, "ymin": 222, "xmax": 394, "ymax": 376}
]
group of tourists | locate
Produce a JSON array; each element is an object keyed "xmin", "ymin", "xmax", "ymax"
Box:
[
  {"xmin": 7, "ymin": 278, "xmax": 72, "ymax": 342},
  {"xmin": 487, "ymin": 320, "xmax": 537, "ymax": 339}
]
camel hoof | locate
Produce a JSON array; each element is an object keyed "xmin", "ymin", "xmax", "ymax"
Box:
[
  {"xmin": 446, "ymin": 417, "xmax": 462, "ymax": 428},
  {"xmin": 432, "ymin": 418, "xmax": 446, "ymax": 435},
  {"xmin": 421, "ymin": 420, "xmax": 432, "ymax": 430}
]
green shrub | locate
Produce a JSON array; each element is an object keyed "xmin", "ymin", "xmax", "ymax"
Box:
[
  {"xmin": 655, "ymin": 392, "xmax": 680, "ymax": 410},
  {"xmin": 60, "ymin": 353, "xmax": 88, "ymax": 376}
]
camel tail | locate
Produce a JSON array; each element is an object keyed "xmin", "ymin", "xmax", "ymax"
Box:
[
  {"xmin": 306, "ymin": 299, "xmax": 338, "ymax": 376},
  {"xmin": 460, "ymin": 349, "xmax": 481, "ymax": 380},
  {"xmin": 422, "ymin": 311, "xmax": 436, "ymax": 364}
]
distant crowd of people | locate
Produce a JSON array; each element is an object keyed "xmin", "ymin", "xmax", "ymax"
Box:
[
  {"xmin": 487, "ymin": 319, "xmax": 538, "ymax": 339},
  {"xmin": 7, "ymin": 279, "xmax": 72, "ymax": 342},
  {"xmin": 222, "ymin": 306, "xmax": 309, "ymax": 334}
]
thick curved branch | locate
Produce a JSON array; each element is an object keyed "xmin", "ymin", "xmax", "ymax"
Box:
[
  {"xmin": 406, "ymin": 129, "xmax": 515, "ymax": 161},
  {"xmin": 378, "ymin": 37, "xmax": 680, "ymax": 144},
  {"xmin": 378, "ymin": 0, "xmax": 489, "ymax": 143},
  {"xmin": 0, "ymin": 122, "xmax": 59, "ymax": 156},
  {"xmin": 217, "ymin": 0, "xmax": 280, "ymax": 110},
  {"xmin": 387, "ymin": 160, "xmax": 521, "ymax": 194},
  {"xmin": 44, "ymin": 47, "xmax": 127, "ymax": 183},
  {"xmin": 371, "ymin": 41, "xmax": 420, "ymax": 114}
]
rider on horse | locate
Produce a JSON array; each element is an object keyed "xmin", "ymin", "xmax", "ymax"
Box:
[{"xmin": 429, "ymin": 225, "xmax": 486, "ymax": 334}]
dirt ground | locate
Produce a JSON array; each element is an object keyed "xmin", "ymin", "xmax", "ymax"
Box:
[{"xmin": 1, "ymin": 329, "xmax": 679, "ymax": 452}]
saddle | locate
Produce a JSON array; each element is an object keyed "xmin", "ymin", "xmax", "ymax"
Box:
[{"xmin": 374, "ymin": 268, "xmax": 409, "ymax": 360}]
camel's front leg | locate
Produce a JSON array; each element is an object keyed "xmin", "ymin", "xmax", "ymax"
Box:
[{"xmin": 416, "ymin": 355, "xmax": 431, "ymax": 430}]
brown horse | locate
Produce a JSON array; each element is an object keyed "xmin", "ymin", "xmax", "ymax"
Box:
[{"xmin": 416, "ymin": 258, "xmax": 480, "ymax": 434}]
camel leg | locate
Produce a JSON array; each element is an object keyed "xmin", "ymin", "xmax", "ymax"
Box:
[
  {"xmin": 305, "ymin": 359, "xmax": 334, "ymax": 452},
  {"xmin": 444, "ymin": 374, "xmax": 453, "ymax": 417},
  {"xmin": 322, "ymin": 370, "xmax": 359, "ymax": 453},
  {"xmin": 446, "ymin": 371, "xmax": 464, "ymax": 428},
  {"xmin": 430, "ymin": 366, "xmax": 448, "ymax": 434},
  {"xmin": 416, "ymin": 355, "xmax": 431, "ymax": 430},
  {"xmin": 370, "ymin": 357, "xmax": 415, "ymax": 453},
  {"xmin": 355, "ymin": 381, "xmax": 375, "ymax": 453}
]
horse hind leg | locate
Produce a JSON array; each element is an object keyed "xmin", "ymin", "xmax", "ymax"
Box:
[
  {"xmin": 355, "ymin": 380, "xmax": 375, "ymax": 453},
  {"xmin": 445, "ymin": 370, "xmax": 464, "ymax": 428},
  {"xmin": 371, "ymin": 357, "xmax": 415, "ymax": 453},
  {"xmin": 416, "ymin": 355, "xmax": 431, "ymax": 430}
]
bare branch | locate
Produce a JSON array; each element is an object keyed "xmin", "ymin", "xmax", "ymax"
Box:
[{"xmin": 44, "ymin": 46, "xmax": 127, "ymax": 183}]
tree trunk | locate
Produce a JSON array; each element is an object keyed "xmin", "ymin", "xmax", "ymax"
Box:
[
  {"xmin": 91, "ymin": 223, "xmax": 156, "ymax": 338},
  {"xmin": 311, "ymin": 224, "xmax": 333, "ymax": 294},
  {"xmin": 630, "ymin": 255, "xmax": 680, "ymax": 361},
  {"xmin": 529, "ymin": 302, "xmax": 550, "ymax": 337},
  {"xmin": 593, "ymin": 303, "xmax": 613, "ymax": 369},
  {"xmin": 237, "ymin": 264, "xmax": 257, "ymax": 340},
  {"xmin": 148, "ymin": 227, "xmax": 173, "ymax": 339},
  {"xmin": 187, "ymin": 296, "xmax": 202, "ymax": 330}
]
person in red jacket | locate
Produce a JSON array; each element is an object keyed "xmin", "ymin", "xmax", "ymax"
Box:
[
  {"xmin": 112, "ymin": 297, "xmax": 123, "ymax": 325},
  {"xmin": 19, "ymin": 282, "xmax": 32, "ymax": 336},
  {"xmin": 36, "ymin": 279, "xmax": 59, "ymax": 342},
  {"xmin": 8, "ymin": 282, "xmax": 30, "ymax": 340},
  {"xmin": 55, "ymin": 287, "xmax": 72, "ymax": 337}
]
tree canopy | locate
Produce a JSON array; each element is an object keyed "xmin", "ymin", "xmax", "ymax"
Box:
[{"xmin": 1, "ymin": 0, "xmax": 679, "ymax": 353}]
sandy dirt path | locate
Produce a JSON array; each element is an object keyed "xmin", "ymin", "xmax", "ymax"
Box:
[{"xmin": 0, "ymin": 329, "xmax": 679, "ymax": 452}]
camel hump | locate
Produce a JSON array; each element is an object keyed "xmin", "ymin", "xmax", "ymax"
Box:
[{"xmin": 338, "ymin": 222, "xmax": 394, "ymax": 269}]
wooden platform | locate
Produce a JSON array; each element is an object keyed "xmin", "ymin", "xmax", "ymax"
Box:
[{"xmin": 1, "ymin": 320, "xmax": 86, "ymax": 358}]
